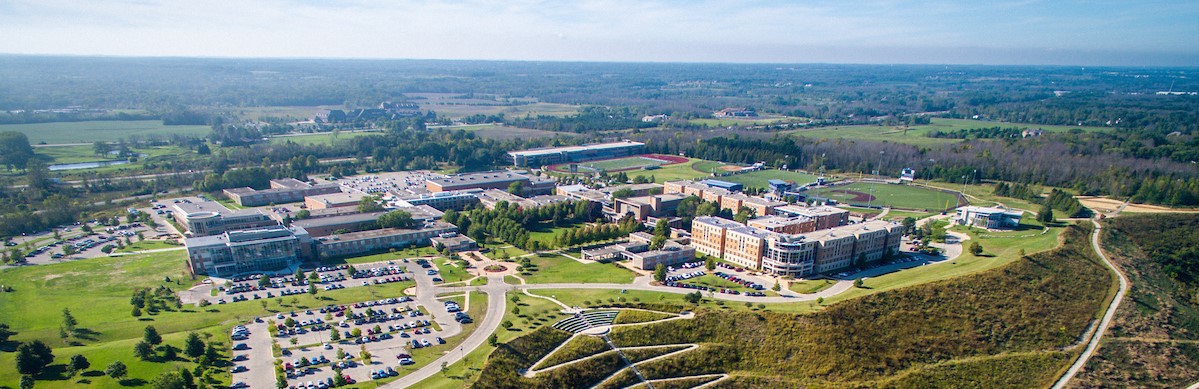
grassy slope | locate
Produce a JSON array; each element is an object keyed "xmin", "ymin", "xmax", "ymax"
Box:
[
  {"xmin": 1, "ymin": 120, "xmax": 211, "ymax": 144},
  {"xmin": 1073, "ymin": 214, "xmax": 1199, "ymax": 388},
  {"xmin": 473, "ymin": 223, "xmax": 1112, "ymax": 388}
]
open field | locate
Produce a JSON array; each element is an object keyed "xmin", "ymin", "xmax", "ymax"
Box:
[
  {"xmin": 716, "ymin": 170, "xmax": 819, "ymax": 189},
  {"xmin": 450, "ymin": 124, "xmax": 574, "ymax": 140},
  {"xmin": 0, "ymin": 250, "xmax": 421, "ymax": 388},
  {"xmin": 1077, "ymin": 196, "xmax": 1199, "ymax": 214},
  {"xmin": 790, "ymin": 118, "xmax": 1111, "ymax": 147},
  {"xmin": 267, "ymin": 131, "xmax": 378, "ymax": 145},
  {"xmin": 687, "ymin": 116, "xmax": 794, "ymax": 127},
  {"xmin": 34, "ymin": 144, "xmax": 195, "ymax": 166},
  {"xmin": 1, "ymin": 120, "xmax": 212, "ymax": 144},
  {"xmin": 916, "ymin": 181, "xmax": 1044, "ymax": 212},
  {"xmin": 522, "ymin": 254, "xmax": 637, "ymax": 284},
  {"xmin": 642, "ymin": 158, "xmax": 713, "ymax": 183},
  {"xmin": 808, "ymin": 182, "xmax": 961, "ymax": 211},
  {"xmin": 548, "ymin": 154, "xmax": 688, "ymax": 174},
  {"xmin": 419, "ymin": 102, "xmax": 580, "ymax": 118}
]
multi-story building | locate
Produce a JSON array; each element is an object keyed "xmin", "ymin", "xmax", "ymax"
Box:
[
  {"xmin": 304, "ymin": 192, "xmax": 368, "ymax": 210},
  {"xmin": 719, "ymin": 193, "xmax": 786, "ymax": 216},
  {"xmin": 613, "ymin": 194, "xmax": 686, "ymax": 221},
  {"xmin": 690, "ymin": 216, "xmax": 902, "ymax": 276},
  {"xmin": 774, "ymin": 205, "xmax": 851, "ymax": 230},
  {"xmin": 426, "ymin": 171, "xmax": 556, "ymax": 195},
  {"xmin": 314, "ymin": 222, "xmax": 456, "ymax": 259},
  {"xmin": 394, "ymin": 190, "xmax": 481, "ymax": 211},
  {"xmin": 580, "ymin": 232, "xmax": 696, "ymax": 270},
  {"xmin": 761, "ymin": 234, "xmax": 817, "ymax": 277},
  {"xmin": 223, "ymin": 178, "xmax": 341, "ymax": 207},
  {"xmin": 747, "ymin": 215, "xmax": 817, "ymax": 234},
  {"xmin": 170, "ymin": 200, "xmax": 277, "ymax": 237},
  {"xmin": 507, "ymin": 141, "xmax": 645, "ymax": 168},
  {"xmin": 690, "ymin": 216, "xmax": 742, "ymax": 259},
  {"xmin": 185, "ymin": 226, "xmax": 311, "ymax": 277},
  {"xmin": 955, "ymin": 206, "xmax": 1023, "ymax": 229},
  {"xmin": 291, "ymin": 211, "xmax": 386, "ymax": 237},
  {"xmin": 599, "ymin": 183, "xmax": 664, "ymax": 198}
]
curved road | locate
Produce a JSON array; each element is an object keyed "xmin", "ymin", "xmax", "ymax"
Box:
[{"xmin": 1051, "ymin": 218, "xmax": 1128, "ymax": 389}]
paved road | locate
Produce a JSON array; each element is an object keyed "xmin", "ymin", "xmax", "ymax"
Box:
[
  {"xmin": 383, "ymin": 274, "xmax": 509, "ymax": 388},
  {"xmin": 1051, "ymin": 218, "xmax": 1127, "ymax": 389}
]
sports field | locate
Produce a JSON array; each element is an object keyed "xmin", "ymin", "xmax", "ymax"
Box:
[
  {"xmin": 548, "ymin": 154, "xmax": 688, "ymax": 173},
  {"xmin": 807, "ymin": 182, "xmax": 961, "ymax": 211},
  {"xmin": 717, "ymin": 170, "xmax": 820, "ymax": 189},
  {"xmin": 0, "ymin": 120, "xmax": 212, "ymax": 144}
]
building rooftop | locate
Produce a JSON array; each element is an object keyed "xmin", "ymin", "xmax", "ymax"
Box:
[
  {"xmin": 306, "ymin": 192, "xmax": 366, "ymax": 205},
  {"xmin": 430, "ymin": 233, "xmax": 476, "ymax": 246},
  {"xmin": 693, "ymin": 216, "xmax": 744, "ymax": 229},
  {"xmin": 800, "ymin": 220, "xmax": 900, "ymax": 242},
  {"xmin": 775, "ymin": 205, "xmax": 849, "ymax": 217},
  {"xmin": 292, "ymin": 211, "xmax": 386, "ymax": 231},
  {"xmin": 599, "ymin": 183, "xmax": 663, "ymax": 195},
  {"xmin": 622, "ymin": 193, "xmax": 687, "ymax": 206},
  {"xmin": 319, "ymin": 222, "xmax": 456, "ymax": 242},
  {"xmin": 507, "ymin": 141, "xmax": 644, "ymax": 158},
  {"xmin": 271, "ymin": 178, "xmax": 311, "ymax": 189},
  {"xmin": 959, "ymin": 206, "xmax": 1023, "ymax": 216},
  {"xmin": 747, "ymin": 215, "xmax": 811, "ymax": 228}
]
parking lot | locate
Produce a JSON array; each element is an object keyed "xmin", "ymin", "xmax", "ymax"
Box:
[
  {"xmin": 206, "ymin": 262, "xmax": 413, "ymax": 304},
  {"xmin": 659, "ymin": 261, "xmax": 776, "ymax": 296},
  {"xmin": 313, "ymin": 170, "xmax": 446, "ymax": 197},
  {"xmin": 227, "ymin": 256, "xmax": 472, "ymax": 389}
]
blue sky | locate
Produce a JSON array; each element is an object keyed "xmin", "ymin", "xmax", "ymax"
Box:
[{"xmin": 1, "ymin": 0, "xmax": 1196, "ymax": 65}]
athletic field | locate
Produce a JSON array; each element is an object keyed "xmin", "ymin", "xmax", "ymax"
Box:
[
  {"xmin": 807, "ymin": 182, "xmax": 961, "ymax": 211},
  {"xmin": 548, "ymin": 154, "xmax": 688, "ymax": 173}
]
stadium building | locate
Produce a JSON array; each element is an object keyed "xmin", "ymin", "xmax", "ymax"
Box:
[{"xmin": 507, "ymin": 141, "xmax": 645, "ymax": 167}]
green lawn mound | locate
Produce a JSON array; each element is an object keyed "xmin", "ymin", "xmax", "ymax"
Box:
[
  {"xmin": 612, "ymin": 310, "xmax": 675, "ymax": 325},
  {"xmin": 532, "ymin": 335, "xmax": 610, "ymax": 370},
  {"xmin": 472, "ymin": 223, "xmax": 1112, "ymax": 388}
]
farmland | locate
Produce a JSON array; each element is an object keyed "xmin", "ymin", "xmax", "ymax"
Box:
[
  {"xmin": 807, "ymin": 182, "xmax": 961, "ymax": 211},
  {"xmin": 1, "ymin": 120, "xmax": 211, "ymax": 144}
]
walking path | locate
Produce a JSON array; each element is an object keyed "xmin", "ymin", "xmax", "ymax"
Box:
[{"xmin": 1051, "ymin": 218, "xmax": 1128, "ymax": 389}]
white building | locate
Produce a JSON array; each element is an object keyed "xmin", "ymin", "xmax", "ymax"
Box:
[{"xmin": 955, "ymin": 206, "xmax": 1023, "ymax": 229}]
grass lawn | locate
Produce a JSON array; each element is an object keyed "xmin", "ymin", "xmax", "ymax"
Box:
[
  {"xmin": 115, "ymin": 240, "xmax": 181, "ymax": 253},
  {"xmin": 717, "ymin": 170, "xmax": 819, "ymax": 189},
  {"xmin": 882, "ymin": 209, "xmax": 938, "ymax": 222},
  {"xmin": 215, "ymin": 198, "xmax": 245, "ymax": 210},
  {"xmin": 807, "ymin": 182, "xmax": 961, "ymax": 211},
  {"xmin": 2, "ymin": 120, "xmax": 212, "ymax": 144},
  {"xmin": 410, "ymin": 292, "xmax": 565, "ymax": 388},
  {"xmin": 647, "ymin": 158, "xmax": 715, "ymax": 183},
  {"xmin": 789, "ymin": 279, "xmax": 836, "ymax": 294},
  {"xmin": 844, "ymin": 206, "xmax": 884, "ymax": 217},
  {"xmin": 916, "ymin": 181, "xmax": 1044, "ymax": 212},
  {"xmin": 521, "ymin": 254, "xmax": 636, "ymax": 284},
  {"xmin": 525, "ymin": 222, "xmax": 581, "ymax": 247},
  {"xmin": 823, "ymin": 222, "xmax": 1064, "ymax": 306},
  {"xmin": 0, "ymin": 250, "xmax": 418, "ymax": 389},
  {"xmin": 267, "ymin": 131, "xmax": 378, "ymax": 146},
  {"xmin": 435, "ymin": 259, "xmax": 472, "ymax": 284},
  {"xmin": 574, "ymin": 156, "xmax": 673, "ymax": 172}
]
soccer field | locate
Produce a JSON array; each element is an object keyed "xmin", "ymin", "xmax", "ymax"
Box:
[
  {"xmin": 719, "ymin": 170, "xmax": 820, "ymax": 188},
  {"xmin": 808, "ymin": 182, "xmax": 961, "ymax": 211},
  {"xmin": 549, "ymin": 154, "xmax": 688, "ymax": 173}
]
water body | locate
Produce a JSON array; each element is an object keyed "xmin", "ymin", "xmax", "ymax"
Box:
[{"xmin": 49, "ymin": 160, "xmax": 130, "ymax": 171}]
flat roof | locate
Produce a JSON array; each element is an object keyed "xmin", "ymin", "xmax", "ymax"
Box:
[
  {"xmin": 307, "ymin": 192, "xmax": 366, "ymax": 204},
  {"xmin": 693, "ymin": 216, "xmax": 743, "ymax": 229},
  {"xmin": 321, "ymin": 222, "xmax": 455, "ymax": 241},
  {"xmin": 507, "ymin": 141, "xmax": 644, "ymax": 158},
  {"xmin": 427, "ymin": 171, "xmax": 531, "ymax": 187},
  {"xmin": 800, "ymin": 220, "xmax": 900, "ymax": 242},
  {"xmin": 292, "ymin": 211, "xmax": 386, "ymax": 230},
  {"xmin": 960, "ymin": 206, "xmax": 1023, "ymax": 216},
  {"xmin": 775, "ymin": 205, "xmax": 849, "ymax": 217}
]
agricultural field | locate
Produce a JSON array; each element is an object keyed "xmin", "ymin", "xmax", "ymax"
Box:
[
  {"xmin": 1, "ymin": 120, "xmax": 211, "ymax": 144},
  {"xmin": 267, "ymin": 131, "xmax": 378, "ymax": 145},
  {"xmin": 790, "ymin": 118, "xmax": 1111, "ymax": 147},
  {"xmin": 807, "ymin": 182, "xmax": 961, "ymax": 211},
  {"xmin": 717, "ymin": 170, "xmax": 820, "ymax": 189},
  {"xmin": 548, "ymin": 154, "xmax": 687, "ymax": 174}
]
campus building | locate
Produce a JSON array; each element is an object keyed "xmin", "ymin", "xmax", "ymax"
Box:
[
  {"xmin": 690, "ymin": 216, "xmax": 902, "ymax": 276},
  {"xmin": 719, "ymin": 193, "xmax": 786, "ymax": 216},
  {"xmin": 580, "ymin": 232, "xmax": 695, "ymax": 270},
  {"xmin": 304, "ymin": 192, "xmax": 368, "ymax": 210},
  {"xmin": 774, "ymin": 205, "xmax": 851, "ymax": 230},
  {"xmin": 314, "ymin": 222, "xmax": 456, "ymax": 259},
  {"xmin": 291, "ymin": 211, "xmax": 386, "ymax": 237},
  {"xmin": 184, "ymin": 226, "xmax": 312, "ymax": 277},
  {"xmin": 507, "ymin": 141, "xmax": 645, "ymax": 168},
  {"xmin": 955, "ymin": 206, "xmax": 1023, "ymax": 229},
  {"xmin": 430, "ymin": 233, "xmax": 478, "ymax": 252},
  {"xmin": 393, "ymin": 190, "xmax": 481, "ymax": 211},
  {"xmin": 747, "ymin": 215, "xmax": 817, "ymax": 235},
  {"xmin": 426, "ymin": 171, "xmax": 556, "ymax": 195},
  {"xmin": 223, "ymin": 178, "xmax": 341, "ymax": 207},
  {"xmin": 170, "ymin": 200, "xmax": 278, "ymax": 237},
  {"xmin": 613, "ymin": 193, "xmax": 687, "ymax": 221}
]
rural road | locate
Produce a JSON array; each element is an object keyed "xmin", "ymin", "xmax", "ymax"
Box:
[{"xmin": 1051, "ymin": 218, "xmax": 1128, "ymax": 389}]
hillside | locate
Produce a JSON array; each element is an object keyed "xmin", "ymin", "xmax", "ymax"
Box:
[
  {"xmin": 1073, "ymin": 214, "xmax": 1199, "ymax": 388},
  {"xmin": 471, "ymin": 224, "xmax": 1112, "ymax": 388}
]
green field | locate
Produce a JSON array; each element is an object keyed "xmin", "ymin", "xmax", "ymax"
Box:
[
  {"xmin": 522, "ymin": 254, "xmax": 637, "ymax": 284},
  {"xmin": 267, "ymin": 131, "xmax": 378, "ymax": 146},
  {"xmin": 34, "ymin": 144, "xmax": 196, "ymax": 167},
  {"xmin": 807, "ymin": 182, "xmax": 961, "ymax": 211},
  {"xmin": 644, "ymin": 159, "xmax": 712, "ymax": 183},
  {"xmin": 790, "ymin": 118, "xmax": 1111, "ymax": 147},
  {"xmin": 718, "ymin": 170, "xmax": 820, "ymax": 189},
  {"xmin": 0, "ymin": 250, "xmax": 420, "ymax": 388},
  {"xmin": 575, "ymin": 156, "xmax": 674, "ymax": 172},
  {"xmin": 2, "ymin": 120, "xmax": 212, "ymax": 144}
]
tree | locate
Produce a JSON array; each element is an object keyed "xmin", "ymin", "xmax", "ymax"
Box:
[
  {"xmin": 134, "ymin": 341, "xmax": 154, "ymax": 361},
  {"xmin": 296, "ymin": 209, "xmax": 311, "ymax": 219},
  {"xmin": 611, "ymin": 187, "xmax": 635, "ymax": 199},
  {"xmin": 61, "ymin": 308, "xmax": 77, "ymax": 334},
  {"xmin": 0, "ymin": 131, "xmax": 34, "ymax": 170},
  {"xmin": 350, "ymin": 328, "xmax": 362, "ymax": 338},
  {"xmin": 15, "ymin": 340, "xmax": 54, "ymax": 376},
  {"xmin": 19, "ymin": 375, "xmax": 33, "ymax": 389},
  {"xmin": 258, "ymin": 275, "xmax": 271, "ymax": 288},
  {"xmin": 377, "ymin": 210, "xmax": 416, "ymax": 229},
  {"xmin": 816, "ymin": 297, "xmax": 824, "ymax": 304},
  {"xmin": 853, "ymin": 278, "xmax": 864, "ymax": 288},
  {"xmin": 705, "ymin": 256, "xmax": 715, "ymax": 271},
  {"xmin": 196, "ymin": 143, "xmax": 211, "ymax": 155},
  {"xmin": 649, "ymin": 235, "xmax": 667, "ymax": 250},
  {"xmin": 0, "ymin": 323, "xmax": 14, "ymax": 343},
  {"xmin": 330, "ymin": 328, "xmax": 340, "ymax": 342},
  {"xmin": 488, "ymin": 333, "xmax": 498, "ymax": 347},
  {"xmin": 308, "ymin": 284, "xmax": 317, "ymax": 296},
  {"xmin": 184, "ymin": 332, "xmax": 205, "ymax": 359},
  {"xmin": 105, "ymin": 361, "xmax": 128, "ymax": 380},
  {"xmin": 969, "ymin": 241, "xmax": 983, "ymax": 256},
  {"xmin": 653, "ymin": 219, "xmax": 670, "ymax": 237},
  {"xmin": 653, "ymin": 263, "xmax": 667, "ymax": 282},
  {"xmin": 1037, "ymin": 204, "xmax": 1055, "ymax": 223},
  {"xmin": 772, "ymin": 281, "xmax": 781, "ymax": 292},
  {"xmin": 357, "ymin": 195, "xmax": 384, "ymax": 212},
  {"xmin": 683, "ymin": 291, "xmax": 702, "ymax": 304},
  {"xmin": 144, "ymin": 326, "xmax": 162, "ymax": 345},
  {"xmin": 507, "ymin": 181, "xmax": 524, "ymax": 195},
  {"xmin": 501, "ymin": 321, "xmax": 513, "ymax": 330}
]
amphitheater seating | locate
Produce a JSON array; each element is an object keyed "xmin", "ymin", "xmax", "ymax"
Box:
[{"xmin": 552, "ymin": 310, "xmax": 620, "ymax": 333}]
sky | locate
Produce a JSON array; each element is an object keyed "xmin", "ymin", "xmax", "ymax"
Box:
[{"xmin": 1, "ymin": 0, "xmax": 1197, "ymax": 66}]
